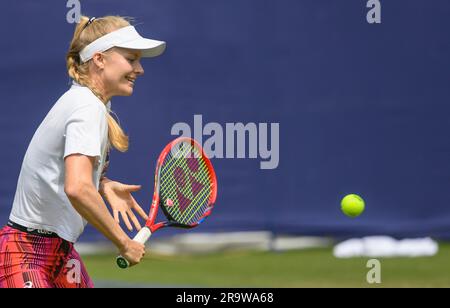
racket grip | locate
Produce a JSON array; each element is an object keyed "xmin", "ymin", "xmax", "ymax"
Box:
[{"xmin": 116, "ymin": 227, "xmax": 152, "ymax": 269}]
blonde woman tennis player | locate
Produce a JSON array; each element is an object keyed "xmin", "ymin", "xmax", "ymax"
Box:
[{"xmin": 0, "ymin": 16, "xmax": 165, "ymax": 288}]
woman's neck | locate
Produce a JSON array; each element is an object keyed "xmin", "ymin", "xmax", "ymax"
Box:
[{"xmin": 89, "ymin": 74, "xmax": 111, "ymax": 103}]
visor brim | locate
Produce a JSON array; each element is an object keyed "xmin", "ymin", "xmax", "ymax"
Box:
[{"xmin": 116, "ymin": 38, "xmax": 166, "ymax": 58}]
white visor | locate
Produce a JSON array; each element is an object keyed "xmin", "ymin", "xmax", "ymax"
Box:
[{"xmin": 79, "ymin": 26, "xmax": 166, "ymax": 63}]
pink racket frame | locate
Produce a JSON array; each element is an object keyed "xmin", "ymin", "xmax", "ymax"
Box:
[{"xmin": 145, "ymin": 137, "xmax": 218, "ymax": 232}]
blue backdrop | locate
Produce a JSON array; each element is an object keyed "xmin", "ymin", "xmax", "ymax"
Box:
[{"xmin": 1, "ymin": 0, "xmax": 450, "ymax": 241}]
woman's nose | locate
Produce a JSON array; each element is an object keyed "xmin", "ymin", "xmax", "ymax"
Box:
[{"xmin": 135, "ymin": 61, "xmax": 144, "ymax": 76}]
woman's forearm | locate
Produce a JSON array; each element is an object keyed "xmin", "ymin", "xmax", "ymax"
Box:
[{"xmin": 67, "ymin": 183, "xmax": 129, "ymax": 249}]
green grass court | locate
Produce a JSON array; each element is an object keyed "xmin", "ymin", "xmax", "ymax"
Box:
[{"xmin": 83, "ymin": 242, "xmax": 450, "ymax": 288}]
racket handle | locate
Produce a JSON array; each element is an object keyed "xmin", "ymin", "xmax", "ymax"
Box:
[{"xmin": 116, "ymin": 227, "xmax": 152, "ymax": 269}]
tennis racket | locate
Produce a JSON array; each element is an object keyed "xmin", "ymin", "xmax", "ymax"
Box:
[{"xmin": 116, "ymin": 137, "xmax": 218, "ymax": 268}]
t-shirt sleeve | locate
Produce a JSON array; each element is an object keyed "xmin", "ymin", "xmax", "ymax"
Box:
[{"xmin": 64, "ymin": 104, "xmax": 108, "ymax": 160}]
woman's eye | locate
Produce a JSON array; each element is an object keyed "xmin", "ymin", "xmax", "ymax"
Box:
[{"xmin": 127, "ymin": 58, "xmax": 135, "ymax": 63}]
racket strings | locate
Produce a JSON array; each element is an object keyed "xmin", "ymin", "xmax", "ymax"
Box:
[
  {"xmin": 174, "ymin": 175, "xmax": 210, "ymax": 224},
  {"xmin": 159, "ymin": 142, "xmax": 213, "ymax": 225},
  {"xmin": 166, "ymin": 172, "xmax": 210, "ymax": 224},
  {"xmin": 159, "ymin": 142, "xmax": 193, "ymax": 197},
  {"xmin": 179, "ymin": 167, "xmax": 212, "ymax": 223},
  {"xmin": 162, "ymin": 154, "xmax": 211, "ymax": 224},
  {"xmin": 183, "ymin": 187, "xmax": 211, "ymax": 224},
  {"xmin": 168, "ymin": 152, "xmax": 211, "ymax": 223}
]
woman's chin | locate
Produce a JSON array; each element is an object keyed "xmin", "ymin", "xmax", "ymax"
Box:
[{"xmin": 118, "ymin": 86, "xmax": 134, "ymax": 96}]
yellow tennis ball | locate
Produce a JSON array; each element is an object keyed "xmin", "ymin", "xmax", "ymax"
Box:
[{"xmin": 341, "ymin": 194, "xmax": 365, "ymax": 217}]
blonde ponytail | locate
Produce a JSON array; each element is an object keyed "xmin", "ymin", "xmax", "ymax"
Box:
[
  {"xmin": 66, "ymin": 15, "xmax": 131, "ymax": 152},
  {"xmin": 106, "ymin": 113, "xmax": 129, "ymax": 152}
]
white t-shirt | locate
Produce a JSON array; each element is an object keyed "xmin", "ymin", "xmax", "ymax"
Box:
[{"xmin": 10, "ymin": 82, "xmax": 111, "ymax": 243}]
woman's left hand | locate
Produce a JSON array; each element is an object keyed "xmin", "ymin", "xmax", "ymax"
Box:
[{"xmin": 100, "ymin": 178, "xmax": 149, "ymax": 231}]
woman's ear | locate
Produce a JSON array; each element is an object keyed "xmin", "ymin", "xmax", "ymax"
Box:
[{"xmin": 92, "ymin": 52, "xmax": 105, "ymax": 70}]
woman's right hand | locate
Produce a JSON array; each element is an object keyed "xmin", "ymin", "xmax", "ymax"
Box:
[{"xmin": 119, "ymin": 239, "xmax": 146, "ymax": 266}]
